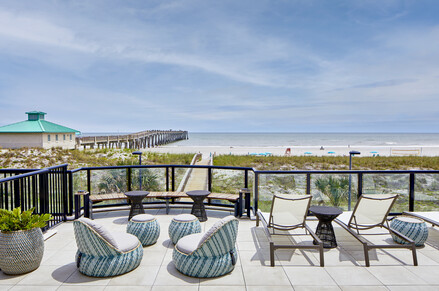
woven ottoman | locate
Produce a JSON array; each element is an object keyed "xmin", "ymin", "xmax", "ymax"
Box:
[
  {"xmin": 127, "ymin": 214, "xmax": 160, "ymax": 246},
  {"xmin": 391, "ymin": 216, "xmax": 429, "ymax": 246},
  {"xmin": 169, "ymin": 214, "xmax": 202, "ymax": 244}
]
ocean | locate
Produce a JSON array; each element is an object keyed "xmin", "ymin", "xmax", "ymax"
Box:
[
  {"xmin": 81, "ymin": 132, "xmax": 439, "ymax": 147},
  {"xmin": 171, "ymin": 133, "xmax": 439, "ymax": 147}
]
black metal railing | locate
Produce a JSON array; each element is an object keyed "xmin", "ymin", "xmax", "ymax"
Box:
[
  {"xmin": 3, "ymin": 163, "xmax": 439, "ymax": 230},
  {"xmin": 0, "ymin": 164, "xmax": 69, "ymax": 229}
]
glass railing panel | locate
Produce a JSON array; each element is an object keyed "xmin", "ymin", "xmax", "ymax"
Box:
[
  {"xmin": 414, "ymin": 174, "xmax": 439, "ymax": 211},
  {"xmin": 90, "ymin": 169, "xmax": 128, "ymax": 195},
  {"xmin": 257, "ymin": 173, "xmax": 307, "ymax": 212},
  {"xmin": 362, "ymin": 174, "xmax": 409, "ymax": 212},
  {"xmin": 310, "ymin": 174, "xmax": 355, "ymax": 210},
  {"xmin": 131, "ymin": 168, "xmax": 166, "ymax": 191}
]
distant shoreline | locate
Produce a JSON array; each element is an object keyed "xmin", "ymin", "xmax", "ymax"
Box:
[{"xmin": 144, "ymin": 145, "xmax": 439, "ymax": 157}]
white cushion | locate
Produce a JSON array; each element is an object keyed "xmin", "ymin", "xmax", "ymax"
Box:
[
  {"xmin": 112, "ymin": 232, "xmax": 140, "ymax": 252},
  {"xmin": 176, "ymin": 233, "xmax": 204, "ymax": 254},
  {"xmin": 79, "ymin": 217, "xmax": 118, "ymax": 248},
  {"xmin": 173, "ymin": 214, "xmax": 198, "ymax": 222},
  {"xmin": 131, "ymin": 214, "xmax": 155, "ymax": 222},
  {"xmin": 198, "ymin": 216, "xmax": 235, "ymax": 248}
]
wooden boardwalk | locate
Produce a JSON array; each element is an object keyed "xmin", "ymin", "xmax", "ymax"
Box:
[{"xmin": 76, "ymin": 130, "xmax": 188, "ymax": 149}]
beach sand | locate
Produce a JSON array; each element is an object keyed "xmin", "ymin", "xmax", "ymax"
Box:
[{"xmin": 144, "ymin": 145, "xmax": 439, "ymax": 157}]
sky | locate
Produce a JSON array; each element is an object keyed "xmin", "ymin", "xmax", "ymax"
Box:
[{"xmin": 0, "ymin": 0, "xmax": 439, "ymax": 133}]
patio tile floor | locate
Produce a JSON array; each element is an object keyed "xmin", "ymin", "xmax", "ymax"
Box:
[{"xmin": 1, "ymin": 207, "xmax": 439, "ymax": 290}]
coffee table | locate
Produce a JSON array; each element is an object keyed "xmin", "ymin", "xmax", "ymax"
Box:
[
  {"xmin": 309, "ymin": 205, "xmax": 343, "ymax": 248},
  {"xmin": 124, "ymin": 191, "xmax": 149, "ymax": 220},
  {"xmin": 186, "ymin": 190, "xmax": 210, "ymax": 222}
]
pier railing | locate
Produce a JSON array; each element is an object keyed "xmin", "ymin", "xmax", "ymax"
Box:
[
  {"xmin": 76, "ymin": 130, "xmax": 188, "ymax": 149},
  {"xmin": 2, "ymin": 164, "xmax": 439, "ymax": 230}
]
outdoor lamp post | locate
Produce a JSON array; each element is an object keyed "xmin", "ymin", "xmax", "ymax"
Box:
[
  {"xmin": 348, "ymin": 150, "xmax": 361, "ymax": 211},
  {"xmin": 132, "ymin": 151, "xmax": 142, "ymax": 190}
]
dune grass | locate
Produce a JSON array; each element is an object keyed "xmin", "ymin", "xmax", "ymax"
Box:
[
  {"xmin": 0, "ymin": 148, "xmax": 195, "ymax": 170},
  {"xmin": 213, "ymin": 154, "xmax": 439, "ymax": 170}
]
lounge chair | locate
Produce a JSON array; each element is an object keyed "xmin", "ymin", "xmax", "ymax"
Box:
[
  {"xmin": 335, "ymin": 194, "xmax": 418, "ymax": 267},
  {"xmin": 256, "ymin": 194, "xmax": 324, "ymax": 267},
  {"xmin": 173, "ymin": 215, "xmax": 239, "ymax": 278},
  {"xmin": 403, "ymin": 211, "xmax": 439, "ymax": 227},
  {"xmin": 73, "ymin": 218, "xmax": 143, "ymax": 277}
]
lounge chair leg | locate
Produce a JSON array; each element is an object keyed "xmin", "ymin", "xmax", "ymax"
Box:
[
  {"xmin": 319, "ymin": 242, "xmax": 324, "ymax": 267},
  {"xmin": 363, "ymin": 244, "xmax": 370, "ymax": 267},
  {"xmin": 270, "ymin": 242, "xmax": 275, "ymax": 267},
  {"xmin": 412, "ymin": 243, "xmax": 418, "ymax": 266}
]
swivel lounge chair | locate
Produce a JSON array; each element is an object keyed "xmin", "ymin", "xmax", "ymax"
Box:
[
  {"xmin": 335, "ymin": 194, "xmax": 418, "ymax": 267},
  {"xmin": 256, "ymin": 194, "xmax": 324, "ymax": 267},
  {"xmin": 73, "ymin": 217, "xmax": 143, "ymax": 277},
  {"xmin": 173, "ymin": 215, "xmax": 239, "ymax": 278}
]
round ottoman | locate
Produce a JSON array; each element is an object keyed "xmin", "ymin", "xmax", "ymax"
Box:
[
  {"xmin": 127, "ymin": 214, "xmax": 160, "ymax": 246},
  {"xmin": 390, "ymin": 216, "xmax": 429, "ymax": 246},
  {"xmin": 168, "ymin": 214, "xmax": 202, "ymax": 244}
]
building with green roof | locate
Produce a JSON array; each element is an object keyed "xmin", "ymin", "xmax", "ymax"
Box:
[{"xmin": 0, "ymin": 111, "xmax": 80, "ymax": 149}]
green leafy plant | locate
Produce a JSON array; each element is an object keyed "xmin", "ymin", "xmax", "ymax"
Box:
[
  {"xmin": 0, "ymin": 207, "xmax": 52, "ymax": 232},
  {"xmin": 315, "ymin": 176, "xmax": 349, "ymax": 207}
]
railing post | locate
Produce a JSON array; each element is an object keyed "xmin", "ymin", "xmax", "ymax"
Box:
[
  {"xmin": 409, "ymin": 173, "xmax": 415, "ymax": 212},
  {"xmin": 62, "ymin": 166, "xmax": 68, "ymax": 221},
  {"xmin": 127, "ymin": 168, "xmax": 132, "ymax": 191},
  {"xmin": 68, "ymin": 171, "xmax": 74, "ymax": 216},
  {"xmin": 306, "ymin": 173, "xmax": 311, "ymax": 194},
  {"xmin": 254, "ymin": 172, "xmax": 259, "ymax": 214},
  {"xmin": 166, "ymin": 167, "xmax": 169, "ymax": 191},
  {"xmin": 208, "ymin": 167, "xmax": 212, "ymax": 192},
  {"xmin": 87, "ymin": 169, "xmax": 91, "ymax": 194},
  {"xmin": 358, "ymin": 173, "xmax": 363, "ymax": 198},
  {"xmin": 244, "ymin": 169, "xmax": 249, "ymax": 188},
  {"xmin": 171, "ymin": 167, "xmax": 175, "ymax": 191}
]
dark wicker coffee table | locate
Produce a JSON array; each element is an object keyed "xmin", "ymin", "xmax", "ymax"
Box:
[
  {"xmin": 186, "ymin": 190, "xmax": 210, "ymax": 222},
  {"xmin": 309, "ymin": 205, "xmax": 343, "ymax": 248},
  {"xmin": 124, "ymin": 191, "xmax": 149, "ymax": 220}
]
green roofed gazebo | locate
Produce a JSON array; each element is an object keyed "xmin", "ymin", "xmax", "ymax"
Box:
[{"xmin": 0, "ymin": 111, "xmax": 80, "ymax": 149}]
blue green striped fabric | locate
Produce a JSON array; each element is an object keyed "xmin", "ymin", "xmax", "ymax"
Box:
[
  {"xmin": 127, "ymin": 218, "xmax": 160, "ymax": 246},
  {"xmin": 390, "ymin": 217, "xmax": 429, "ymax": 246},
  {"xmin": 169, "ymin": 217, "xmax": 201, "ymax": 244},
  {"xmin": 173, "ymin": 216, "xmax": 239, "ymax": 278},
  {"xmin": 73, "ymin": 220, "xmax": 143, "ymax": 277}
]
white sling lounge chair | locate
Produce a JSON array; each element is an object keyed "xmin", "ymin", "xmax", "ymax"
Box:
[
  {"xmin": 256, "ymin": 194, "xmax": 324, "ymax": 267},
  {"xmin": 403, "ymin": 211, "xmax": 439, "ymax": 227},
  {"xmin": 335, "ymin": 194, "xmax": 418, "ymax": 267}
]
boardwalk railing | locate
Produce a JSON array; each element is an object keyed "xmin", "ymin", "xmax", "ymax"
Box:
[
  {"xmin": 2, "ymin": 164, "xmax": 439, "ymax": 231},
  {"xmin": 76, "ymin": 130, "xmax": 188, "ymax": 149}
]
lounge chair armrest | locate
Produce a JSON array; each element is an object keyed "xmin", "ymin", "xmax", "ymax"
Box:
[
  {"xmin": 304, "ymin": 224, "xmax": 322, "ymax": 244},
  {"xmin": 387, "ymin": 227, "xmax": 416, "ymax": 244}
]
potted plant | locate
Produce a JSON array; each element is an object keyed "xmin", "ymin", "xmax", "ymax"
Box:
[{"xmin": 0, "ymin": 207, "xmax": 52, "ymax": 275}]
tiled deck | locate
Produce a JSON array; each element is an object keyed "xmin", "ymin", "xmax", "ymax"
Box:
[{"xmin": 1, "ymin": 207, "xmax": 439, "ymax": 290}]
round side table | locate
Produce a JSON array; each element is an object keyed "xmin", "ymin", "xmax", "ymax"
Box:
[
  {"xmin": 390, "ymin": 216, "xmax": 429, "ymax": 246},
  {"xmin": 309, "ymin": 205, "xmax": 343, "ymax": 248},
  {"xmin": 186, "ymin": 190, "xmax": 210, "ymax": 222},
  {"xmin": 124, "ymin": 191, "xmax": 149, "ymax": 220}
]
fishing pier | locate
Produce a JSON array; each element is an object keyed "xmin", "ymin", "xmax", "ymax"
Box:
[{"xmin": 76, "ymin": 130, "xmax": 188, "ymax": 149}]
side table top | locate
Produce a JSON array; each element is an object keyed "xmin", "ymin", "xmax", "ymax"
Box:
[
  {"xmin": 124, "ymin": 191, "xmax": 150, "ymax": 197},
  {"xmin": 309, "ymin": 205, "xmax": 343, "ymax": 216},
  {"xmin": 186, "ymin": 190, "xmax": 210, "ymax": 197}
]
